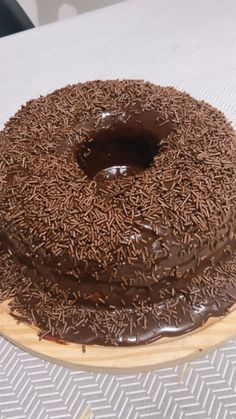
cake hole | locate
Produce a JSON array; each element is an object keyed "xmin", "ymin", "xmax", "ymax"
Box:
[{"xmin": 77, "ymin": 126, "xmax": 160, "ymax": 181}]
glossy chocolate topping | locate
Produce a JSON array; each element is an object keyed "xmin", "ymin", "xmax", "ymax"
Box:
[{"xmin": 0, "ymin": 80, "xmax": 236, "ymax": 346}]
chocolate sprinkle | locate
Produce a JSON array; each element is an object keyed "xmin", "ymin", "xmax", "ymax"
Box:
[{"xmin": 0, "ymin": 80, "xmax": 236, "ymax": 346}]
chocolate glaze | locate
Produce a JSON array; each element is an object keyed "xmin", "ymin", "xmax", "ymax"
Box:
[
  {"xmin": 2, "ymin": 227, "xmax": 234, "ymax": 310},
  {"xmin": 76, "ymin": 111, "xmax": 169, "ymax": 180},
  {"xmin": 0, "ymin": 80, "xmax": 236, "ymax": 346},
  {"xmin": 4, "ymin": 246, "xmax": 236, "ymax": 346}
]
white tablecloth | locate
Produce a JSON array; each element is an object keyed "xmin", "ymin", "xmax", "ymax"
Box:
[{"xmin": 1, "ymin": 0, "xmax": 236, "ymax": 418}]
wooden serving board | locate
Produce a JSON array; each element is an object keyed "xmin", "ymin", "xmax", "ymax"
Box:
[{"xmin": 1, "ymin": 300, "xmax": 236, "ymax": 372}]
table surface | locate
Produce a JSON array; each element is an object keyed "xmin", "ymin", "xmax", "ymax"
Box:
[{"xmin": 1, "ymin": 0, "xmax": 236, "ymax": 417}]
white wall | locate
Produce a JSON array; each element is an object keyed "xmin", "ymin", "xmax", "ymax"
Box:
[{"xmin": 18, "ymin": 0, "xmax": 125, "ymax": 26}]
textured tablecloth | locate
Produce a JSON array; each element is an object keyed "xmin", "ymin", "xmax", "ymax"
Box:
[{"xmin": 1, "ymin": 0, "xmax": 236, "ymax": 417}]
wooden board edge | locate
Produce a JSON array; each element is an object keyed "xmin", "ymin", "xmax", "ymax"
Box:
[{"xmin": 1, "ymin": 301, "xmax": 236, "ymax": 372}]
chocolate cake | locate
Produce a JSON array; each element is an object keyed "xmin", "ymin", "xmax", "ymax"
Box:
[{"xmin": 0, "ymin": 80, "xmax": 236, "ymax": 346}]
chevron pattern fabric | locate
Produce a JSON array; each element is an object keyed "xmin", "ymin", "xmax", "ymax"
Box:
[{"xmin": 1, "ymin": 336, "xmax": 236, "ymax": 418}]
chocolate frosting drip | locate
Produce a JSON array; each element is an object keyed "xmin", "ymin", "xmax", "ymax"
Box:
[
  {"xmin": 1, "ymin": 247, "xmax": 236, "ymax": 346},
  {"xmin": 0, "ymin": 80, "xmax": 236, "ymax": 346}
]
